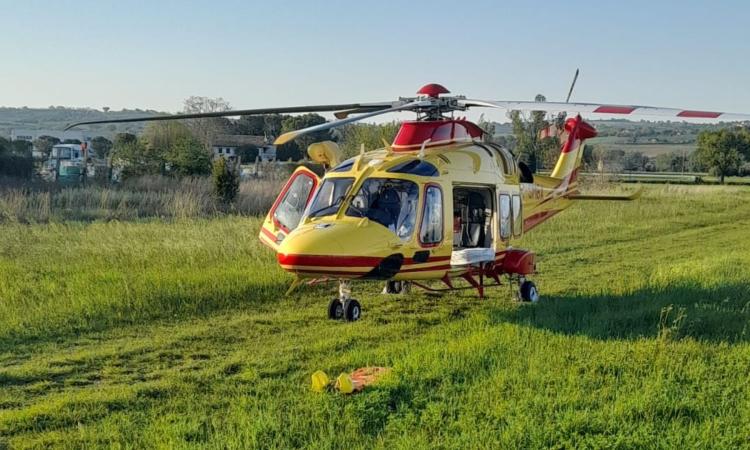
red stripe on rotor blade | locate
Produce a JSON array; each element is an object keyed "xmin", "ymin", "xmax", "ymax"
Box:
[
  {"xmin": 593, "ymin": 105, "xmax": 636, "ymax": 114},
  {"xmin": 677, "ymin": 110, "xmax": 722, "ymax": 118}
]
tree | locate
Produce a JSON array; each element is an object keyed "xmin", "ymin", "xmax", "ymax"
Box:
[
  {"xmin": 622, "ymin": 151, "xmax": 649, "ymax": 171},
  {"xmin": 10, "ymin": 140, "xmax": 32, "ymax": 156},
  {"xmin": 139, "ymin": 122, "xmax": 211, "ymax": 175},
  {"xmin": 112, "ymin": 133, "xmax": 163, "ymax": 177},
  {"xmin": 476, "ymin": 114, "xmax": 496, "ymax": 144},
  {"xmin": 695, "ymin": 129, "xmax": 750, "ymax": 184},
  {"xmin": 278, "ymin": 113, "xmax": 330, "ymax": 161},
  {"xmin": 510, "ymin": 94, "xmax": 559, "ymax": 172},
  {"xmin": 90, "ymin": 136, "xmax": 113, "ymax": 159},
  {"xmin": 182, "ymin": 96, "xmax": 232, "ymax": 150},
  {"xmin": 212, "ymin": 157, "xmax": 239, "ymax": 204},
  {"xmin": 166, "ymin": 135, "xmax": 211, "ymax": 176},
  {"xmin": 336, "ymin": 122, "xmax": 400, "ymax": 158},
  {"xmin": 233, "ymin": 115, "xmax": 266, "ymax": 135},
  {"xmin": 33, "ymin": 135, "xmax": 60, "ymax": 157}
]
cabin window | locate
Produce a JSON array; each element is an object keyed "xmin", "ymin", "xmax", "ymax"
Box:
[
  {"xmin": 305, "ymin": 177, "xmax": 354, "ymax": 219},
  {"xmin": 387, "ymin": 159, "xmax": 438, "ymax": 177},
  {"xmin": 498, "ymin": 148, "xmax": 515, "ymax": 175},
  {"xmin": 512, "ymin": 194, "xmax": 522, "ymax": 237},
  {"xmin": 346, "ymin": 178, "xmax": 419, "ymax": 241},
  {"xmin": 274, "ymin": 173, "xmax": 316, "ymax": 231},
  {"xmin": 331, "ymin": 158, "xmax": 355, "ymax": 172},
  {"xmin": 499, "ymin": 193, "xmax": 511, "ymax": 240},
  {"xmin": 420, "ymin": 185, "xmax": 443, "ymax": 245}
]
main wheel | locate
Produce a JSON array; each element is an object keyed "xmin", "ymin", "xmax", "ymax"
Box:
[
  {"xmin": 519, "ymin": 280, "xmax": 540, "ymax": 303},
  {"xmin": 343, "ymin": 299, "xmax": 362, "ymax": 322},
  {"xmin": 328, "ymin": 298, "xmax": 344, "ymax": 320}
]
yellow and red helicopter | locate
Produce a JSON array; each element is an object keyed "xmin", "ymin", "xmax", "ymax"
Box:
[{"xmin": 68, "ymin": 83, "xmax": 750, "ymax": 321}]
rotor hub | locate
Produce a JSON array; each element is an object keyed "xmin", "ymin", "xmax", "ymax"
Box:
[{"xmin": 417, "ymin": 83, "xmax": 450, "ymax": 98}]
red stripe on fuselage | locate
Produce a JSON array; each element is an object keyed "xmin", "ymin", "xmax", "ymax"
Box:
[
  {"xmin": 278, "ymin": 254, "xmax": 381, "ymax": 267},
  {"xmin": 524, "ymin": 209, "xmax": 561, "ymax": 232},
  {"xmin": 278, "ymin": 253, "xmax": 453, "ymax": 267},
  {"xmin": 291, "ymin": 269, "xmax": 368, "ymax": 277}
]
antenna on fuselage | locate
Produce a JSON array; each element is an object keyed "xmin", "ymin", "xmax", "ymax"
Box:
[
  {"xmin": 565, "ymin": 68, "xmax": 580, "ymax": 104},
  {"xmin": 557, "ymin": 68, "xmax": 580, "ymax": 125}
]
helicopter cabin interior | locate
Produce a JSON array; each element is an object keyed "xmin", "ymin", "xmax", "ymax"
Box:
[
  {"xmin": 450, "ymin": 186, "xmax": 496, "ymax": 265},
  {"xmin": 449, "ymin": 183, "xmax": 523, "ymax": 266}
]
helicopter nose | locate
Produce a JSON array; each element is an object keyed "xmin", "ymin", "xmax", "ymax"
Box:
[{"xmin": 276, "ymin": 221, "xmax": 403, "ymax": 279}]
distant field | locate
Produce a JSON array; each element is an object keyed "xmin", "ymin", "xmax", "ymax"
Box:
[
  {"xmin": 588, "ymin": 136, "xmax": 696, "ymax": 157},
  {"xmin": 1, "ymin": 185, "xmax": 749, "ymax": 448}
]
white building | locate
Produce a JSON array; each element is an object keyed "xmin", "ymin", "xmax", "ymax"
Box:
[{"xmin": 211, "ymin": 134, "xmax": 276, "ymax": 162}]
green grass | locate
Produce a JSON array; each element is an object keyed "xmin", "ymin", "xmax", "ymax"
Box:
[{"xmin": 1, "ymin": 185, "xmax": 749, "ymax": 448}]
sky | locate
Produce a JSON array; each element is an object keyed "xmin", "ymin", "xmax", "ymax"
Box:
[{"xmin": 2, "ymin": 0, "xmax": 749, "ymax": 124}]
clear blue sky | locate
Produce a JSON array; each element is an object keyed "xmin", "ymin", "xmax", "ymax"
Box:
[{"xmin": 2, "ymin": 0, "xmax": 749, "ymax": 123}]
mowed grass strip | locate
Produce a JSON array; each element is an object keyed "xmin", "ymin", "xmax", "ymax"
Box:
[{"xmin": 0, "ymin": 185, "xmax": 749, "ymax": 448}]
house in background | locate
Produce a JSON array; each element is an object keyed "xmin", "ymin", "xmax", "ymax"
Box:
[{"xmin": 211, "ymin": 134, "xmax": 277, "ymax": 163}]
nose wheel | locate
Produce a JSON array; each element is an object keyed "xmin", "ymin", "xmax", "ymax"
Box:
[
  {"xmin": 327, "ymin": 298, "xmax": 361, "ymax": 321},
  {"xmin": 328, "ymin": 281, "xmax": 362, "ymax": 322}
]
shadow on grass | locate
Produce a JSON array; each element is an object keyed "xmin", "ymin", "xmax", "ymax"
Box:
[{"xmin": 490, "ymin": 281, "xmax": 750, "ymax": 343}]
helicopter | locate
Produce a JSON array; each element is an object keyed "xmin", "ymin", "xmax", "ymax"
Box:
[{"xmin": 67, "ymin": 82, "xmax": 750, "ymax": 322}]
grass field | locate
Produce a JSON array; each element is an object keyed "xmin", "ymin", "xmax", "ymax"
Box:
[{"xmin": 1, "ymin": 185, "xmax": 749, "ymax": 448}]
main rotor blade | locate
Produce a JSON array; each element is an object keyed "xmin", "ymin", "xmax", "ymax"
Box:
[
  {"xmin": 64, "ymin": 102, "xmax": 394, "ymax": 130},
  {"xmin": 333, "ymin": 105, "xmax": 392, "ymax": 120},
  {"xmin": 459, "ymin": 99, "xmax": 750, "ymax": 122},
  {"xmin": 274, "ymin": 100, "xmax": 430, "ymax": 145}
]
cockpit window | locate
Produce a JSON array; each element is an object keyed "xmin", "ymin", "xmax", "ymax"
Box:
[
  {"xmin": 387, "ymin": 159, "xmax": 438, "ymax": 176},
  {"xmin": 346, "ymin": 178, "xmax": 419, "ymax": 240},
  {"xmin": 331, "ymin": 158, "xmax": 355, "ymax": 172},
  {"xmin": 305, "ymin": 177, "xmax": 354, "ymax": 219}
]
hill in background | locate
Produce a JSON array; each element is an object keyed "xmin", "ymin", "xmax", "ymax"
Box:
[
  {"xmin": 0, "ymin": 106, "xmax": 167, "ymax": 138},
  {"xmin": 493, "ymin": 119, "xmax": 736, "ymax": 156}
]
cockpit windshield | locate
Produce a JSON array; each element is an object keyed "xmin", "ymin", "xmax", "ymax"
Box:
[
  {"xmin": 346, "ymin": 178, "xmax": 419, "ymax": 240},
  {"xmin": 305, "ymin": 177, "xmax": 354, "ymax": 219}
]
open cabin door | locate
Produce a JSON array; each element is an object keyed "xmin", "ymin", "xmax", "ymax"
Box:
[{"xmin": 258, "ymin": 166, "xmax": 320, "ymax": 251}]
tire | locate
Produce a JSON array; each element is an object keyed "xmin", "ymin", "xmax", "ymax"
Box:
[
  {"xmin": 328, "ymin": 298, "xmax": 344, "ymax": 320},
  {"xmin": 343, "ymin": 299, "xmax": 362, "ymax": 322},
  {"xmin": 519, "ymin": 280, "xmax": 540, "ymax": 303}
]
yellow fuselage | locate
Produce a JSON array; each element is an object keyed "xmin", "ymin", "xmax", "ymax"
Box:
[{"xmin": 261, "ymin": 141, "xmax": 576, "ymax": 282}]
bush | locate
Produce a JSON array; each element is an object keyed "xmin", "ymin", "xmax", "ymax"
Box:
[
  {"xmin": 0, "ymin": 154, "xmax": 33, "ymax": 178},
  {"xmin": 212, "ymin": 158, "xmax": 239, "ymax": 204}
]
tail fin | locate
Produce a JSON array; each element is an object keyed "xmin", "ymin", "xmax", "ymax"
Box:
[{"xmin": 548, "ymin": 115, "xmax": 597, "ymax": 182}]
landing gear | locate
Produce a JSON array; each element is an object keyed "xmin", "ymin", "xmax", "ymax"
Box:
[
  {"xmin": 518, "ymin": 278, "xmax": 540, "ymax": 303},
  {"xmin": 343, "ymin": 299, "xmax": 361, "ymax": 322},
  {"xmin": 328, "ymin": 298, "xmax": 344, "ymax": 320},
  {"xmin": 327, "ymin": 280, "xmax": 362, "ymax": 322},
  {"xmin": 382, "ymin": 280, "xmax": 411, "ymax": 295}
]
